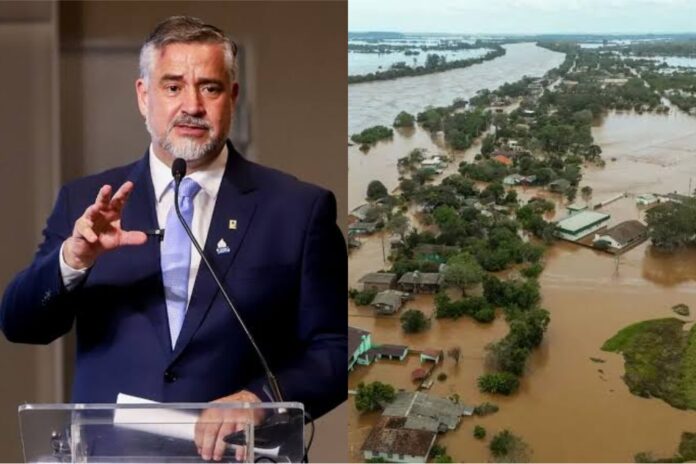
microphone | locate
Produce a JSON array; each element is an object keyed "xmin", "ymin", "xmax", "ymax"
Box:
[{"xmin": 170, "ymin": 158, "xmax": 284, "ymax": 403}]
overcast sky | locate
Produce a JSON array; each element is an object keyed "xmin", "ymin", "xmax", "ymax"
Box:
[{"xmin": 349, "ymin": 0, "xmax": 696, "ymax": 35}]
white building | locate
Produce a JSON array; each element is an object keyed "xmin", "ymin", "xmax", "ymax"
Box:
[
  {"xmin": 556, "ymin": 211, "xmax": 611, "ymax": 241},
  {"xmin": 593, "ymin": 220, "xmax": 648, "ymax": 251}
]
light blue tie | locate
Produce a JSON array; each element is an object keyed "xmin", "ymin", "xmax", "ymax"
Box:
[{"xmin": 161, "ymin": 177, "xmax": 201, "ymax": 350}]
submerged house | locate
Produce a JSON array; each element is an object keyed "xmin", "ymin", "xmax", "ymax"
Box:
[
  {"xmin": 593, "ymin": 220, "xmax": 648, "ymax": 251},
  {"xmin": 556, "ymin": 210, "xmax": 611, "ymax": 241},
  {"xmin": 361, "ymin": 417, "xmax": 437, "ymax": 464},
  {"xmin": 371, "ymin": 290, "xmax": 408, "ymax": 314},
  {"xmin": 397, "ymin": 271, "xmax": 443, "ymax": 294},
  {"xmin": 358, "ymin": 272, "xmax": 397, "ymax": 292},
  {"xmin": 348, "ymin": 326, "xmax": 372, "ymax": 371},
  {"xmin": 382, "ymin": 391, "xmax": 473, "ymax": 433}
]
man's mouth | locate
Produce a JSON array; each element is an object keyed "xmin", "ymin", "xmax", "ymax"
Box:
[{"xmin": 174, "ymin": 124, "xmax": 209, "ymax": 136}]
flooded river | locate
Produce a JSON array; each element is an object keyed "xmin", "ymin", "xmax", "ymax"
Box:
[
  {"xmin": 348, "ymin": 49, "xmax": 696, "ymax": 461},
  {"xmin": 348, "ymin": 42, "xmax": 565, "ymax": 135}
]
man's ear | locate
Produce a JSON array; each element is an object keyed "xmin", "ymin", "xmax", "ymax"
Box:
[{"xmin": 135, "ymin": 78, "xmax": 148, "ymax": 118}]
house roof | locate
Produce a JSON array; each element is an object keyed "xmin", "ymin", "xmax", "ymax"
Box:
[
  {"xmin": 358, "ymin": 273, "xmax": 397, "ymax": 285},
  {"xmin": 493, "ymin": 155, "xmax": 512, "ymax": 166},
  {"xmin": 601, "ymin": 220, "xmax": 647, "ymax": 245},
  {"xmin": 371, "ymin": 290, "xmax": 404, "ymax": 309},
  {"xmin": 370, "ymin": 344, "xmax": 408, "ymax": 358},
  {"xmin": 398, "ymin": 272, "xmax": 443, "ymax": 286},
  {"xmin": 382, "ymin": 391, "xmax": 469, "ymax": 431},
  {"xmin": 349, "ymin": 203, "xmax": 372, "ymax": 220},
  {"xmin": 411, "ymin": 368, "xmax": 428, "ymax": 381},
  {"xmin": 348, "ymin": 326, "xmax": 370, "ymax": 359},
  {"xmin": 556, "ymin": 211, "xmax": 610, "ymax": 233},
  {"xmin": 422, "ymin": 349, "xmax": 443, "ymax": 359},
  {"xmin": 361, "ymin": 417, "xmax": 436, "ymax": 458},
  {"xmin": 549, "ymin": 178, "xmax": 571, "ymax": 188}
]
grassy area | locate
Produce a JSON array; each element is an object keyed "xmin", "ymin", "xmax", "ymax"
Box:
[{"xmin": 602, "ymin": 318, "xmax": 696, "ymax": 410}]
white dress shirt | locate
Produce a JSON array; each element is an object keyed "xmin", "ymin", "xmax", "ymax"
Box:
[{"xmin": 59, "ymin": 144, "xmax": 228, "ymax": 306}]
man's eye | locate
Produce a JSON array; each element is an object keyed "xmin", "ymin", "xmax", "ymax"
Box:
[
  {"xmin": 165, "ymin": 85, "xmax": 180, "ymax": 94},
  {"xmin": 202, "ymin": 85, "xmax": 222, "ymax": 95}
]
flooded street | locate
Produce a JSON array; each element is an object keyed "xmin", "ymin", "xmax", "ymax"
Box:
[{"xmin": 349, "ymin": 44, "xmax": 696, "ymax": 462}]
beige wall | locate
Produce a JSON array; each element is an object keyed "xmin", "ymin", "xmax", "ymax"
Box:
[{"xmin": 0, "ymin": 1, "xmax": 347, "ymax": 461}]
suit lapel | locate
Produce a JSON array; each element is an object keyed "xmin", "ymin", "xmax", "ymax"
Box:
[
  {"xmin": 171, "ymin": 144, "xmax": 258, "ymax": 361},
  {"xmin": 119, "ymin": 154, "xmax": 173, "ymax": 357}
]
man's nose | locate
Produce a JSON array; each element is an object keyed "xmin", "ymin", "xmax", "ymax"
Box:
[{"xmin": 181, "ymin": 87, "xmax": 205, "ymax": 116}]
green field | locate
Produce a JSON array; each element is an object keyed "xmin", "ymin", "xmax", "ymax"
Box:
[{"xmin": 602, "ymin": 318, "xmax": 696, "ymax": 410}]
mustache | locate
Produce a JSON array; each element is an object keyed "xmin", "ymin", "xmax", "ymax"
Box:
[{"xmin": 169, "ymin": 115, "xmax": 211, "ymax": 131}]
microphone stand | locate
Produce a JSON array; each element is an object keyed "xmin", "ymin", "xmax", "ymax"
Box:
[
  {"xmin": 172, "ymin": 170, "xmax": 284, "ymax": 403},
  {"xmin": 171, "ymin": 161, "xmax": 310, "ymax": 462}
]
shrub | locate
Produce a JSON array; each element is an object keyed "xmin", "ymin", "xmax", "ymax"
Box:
[
  {"xmin": 489, "ymin": 430, "xmax": 530, "ymax": 461},
  {"xmin": 437, "ymin": 373, "xmax": 448, "ymax": 382},
  {"xmin": 353, "ymin": 289, "xmax": 377, "ymax": 306},
  {"xmin": 400, "ymin": 309, "xmax": 429, "ymax": 333},
  {"xmin": 366, "ymin": 180, "xmax": 388, "ymax": 201},
  {"xmin": 473, "ymin": 402, "xmax": 499, "ymax": 416},
  {"xmin": 393, "ymin": 111, "xmax": 416, "ymax": 128},
  {"xmin": 474, "ymin": 425, "xmax": 487, "ymax": 440},
  {"xmin": 478, "ymin": 372, "xmax": 520, "ymax": 395},
  {"xmin": 355, "ymin": 381, "xmax": 396, "ymax": 412},
  {"xmin": 350, "ymin": 125, "xmax": 393, "ymax": 145}
]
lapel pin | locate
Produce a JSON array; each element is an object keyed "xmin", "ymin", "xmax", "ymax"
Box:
[
  {"xmin": 229, "ymin": 219, "xmax": 237, "ymax": 230},
  {"xmin": 216, "ymin": 238, "xmax": 231, "ymax": 255}
]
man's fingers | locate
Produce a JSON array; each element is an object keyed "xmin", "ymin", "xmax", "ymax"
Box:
[
  {"xmin": 94, "ymin": 185, "xmax": 112, "ymax": 210},
  {"xmin": 120, "ymin": 230, "xmax": 148, "ymax": 246},
  {"xmin": 75, "ymin": 217, "xmax": 98, "ymax": 243},
  {"xmin": 200, "ymin": 422, "xmax": 221, "ymax": 461},
  {"xmin": 213, "ymin": 422, "xmax": 236, "ymax": 461},
  {"xmin": 110, "ymin": 181, "xmax": 134, "ymax": 213}
]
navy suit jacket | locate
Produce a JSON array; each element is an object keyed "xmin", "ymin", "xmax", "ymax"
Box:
[{"xmin": 0, "ymin": 143, "xmax": 347, "ymax": 419}]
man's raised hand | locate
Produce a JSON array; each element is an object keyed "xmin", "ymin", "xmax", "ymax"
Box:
[{"xmin": 63, "ymin": 181, "xmax": 147, "ymax": 269}]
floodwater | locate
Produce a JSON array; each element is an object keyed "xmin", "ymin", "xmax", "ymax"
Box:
[
  {"xmin": 349, "ymin": 43, "xmax": 565, "ymax": 134},
  {"xmin": 349, "ymin": 48, "xmax": 490, "ymax": 76},
  {"xmin": 348, "ymin": 63, "xmax": 696, "ymax": 461}
]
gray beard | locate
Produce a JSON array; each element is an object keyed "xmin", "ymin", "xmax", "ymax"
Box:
[{"xmin": 146, "ymin": 117, "xmax": 227, "ymax": 162}]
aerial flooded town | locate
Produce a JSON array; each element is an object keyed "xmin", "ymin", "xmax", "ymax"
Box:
[{"xmin": 347, "ymin": 6, "xmax": 696, "ymax": 463}]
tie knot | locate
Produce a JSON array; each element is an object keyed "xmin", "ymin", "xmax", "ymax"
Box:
[{"xmin": 178, "ymin": 177, "xmax": 202, "ymax": 199}]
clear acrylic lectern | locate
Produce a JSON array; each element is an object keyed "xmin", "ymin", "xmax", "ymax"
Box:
[{"xmin": 18, "ymin": 402, "xmax": 304, "ymax": 463}]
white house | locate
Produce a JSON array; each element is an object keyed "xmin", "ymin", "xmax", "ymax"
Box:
[{"xmin": 556, "ymin": 211, "xmax": 611, "ymax": 241}]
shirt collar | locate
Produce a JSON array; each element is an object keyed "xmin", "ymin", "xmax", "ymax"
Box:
[{"xmin": 149, "ymin": 143, "xmax": 228, "ymax": 203}]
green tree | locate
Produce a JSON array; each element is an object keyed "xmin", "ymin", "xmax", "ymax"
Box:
[
  {"xmin": 490, "ymin": 430, "xmax": 530, "ymax": 461},
  {"xmin": 581, "ymin": 185, "xmax": 593, "ymax": 203},
  {"xmin": 477, "ymin": 372, "xmax": 520, "ymax": 395},
  {"xmin": 646, "ymin": 200, "xmax": 696, "ymax": 252},
  {"xmin": 481, "ymin": 134, "xmax": 496, "ymax": 156},
  {"xmin": 474, "ymin": 425, "xmax": 487, "ymax": 440},
  {"xmin": 366, "ymin": 180, "xmax": 388, "ymax": 201},
  {"xmin": 393, "ymin": 111, "xmax": 415, "ymax": 128},
  {"xmin": 400, "ymin": 309, "xmax": 429, "ymax": 333},
  {"xmin": 444, "ymin": 253, "xmax": 484, "ymax": 296},
  {"xmin": 386, "ymin": 213, "xmax": 410, "ymax": 241},
  {"xmin": 355, "ymin": 381, "xmax": 396, "ymax": 412}
]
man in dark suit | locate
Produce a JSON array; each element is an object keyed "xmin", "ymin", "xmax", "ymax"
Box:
[{"xmin": 0, "ymin": 16, "xmax": 346, "ymax": 461}]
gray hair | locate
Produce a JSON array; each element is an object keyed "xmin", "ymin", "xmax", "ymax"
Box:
[{"xmin": 139, "ymin": 16, "xmax": 238, "ymax": 85}]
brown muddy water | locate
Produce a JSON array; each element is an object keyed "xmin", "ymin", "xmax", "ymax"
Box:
[
  {"xmin": 349, "ymin": 43, "xmax": 565, "ymax": 134},
  {"xmin": 349, "ymin": 107, "xmax": 696, "ymax": 460}
]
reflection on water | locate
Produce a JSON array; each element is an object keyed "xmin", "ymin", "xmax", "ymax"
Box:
[{"xmin": 349, "ymin": 43, "xmax": 565, "ymax": 134}]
